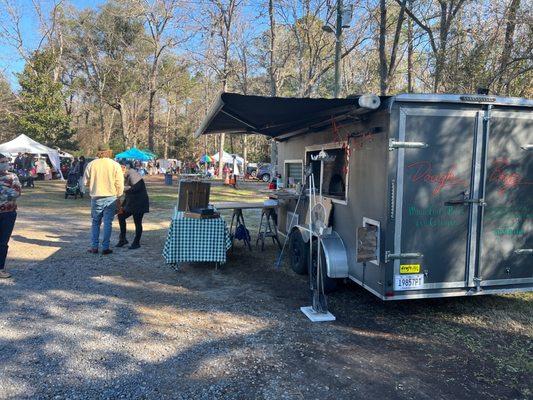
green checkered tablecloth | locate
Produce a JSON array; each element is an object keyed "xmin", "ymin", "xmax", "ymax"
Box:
[{"xmin": 163, "ymin": 210, "xmax": 231, "ymax": 265}]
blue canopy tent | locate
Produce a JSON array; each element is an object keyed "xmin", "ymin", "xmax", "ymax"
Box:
[
  {"xmin": 115, "ymin": 147, "xmax": 154, "ymax": 161},
  {"xmin": 141, "ymin": 149, "xmax": 157, "ymax": 159}
]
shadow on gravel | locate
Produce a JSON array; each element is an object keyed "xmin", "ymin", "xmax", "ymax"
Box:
[{"xmin": 1, "ymin": 182, "xmax": 530, "ymax": 399}]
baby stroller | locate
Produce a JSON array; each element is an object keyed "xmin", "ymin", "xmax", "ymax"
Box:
[{"xmin": 65, "ymin": 171, "xmax": 82, "ymax": 199}]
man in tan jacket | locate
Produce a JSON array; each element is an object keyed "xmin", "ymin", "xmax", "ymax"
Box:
[{"xmin": 84, "ymin": 150, "xmax": 124, "ymax": 255}]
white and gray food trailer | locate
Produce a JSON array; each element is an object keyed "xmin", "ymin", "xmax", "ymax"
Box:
[{"xmin": 195, "ymin": 93, "xmax": 532, "ymax": 300}]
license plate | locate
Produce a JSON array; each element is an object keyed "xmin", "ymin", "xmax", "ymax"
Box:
[
  {"xmin": 400, "ymin": 264, "xmax": 421, "ymax": 274},
  {"xmin": 394, "ymin": 274, "xmax": 424, "ymax": 291}
]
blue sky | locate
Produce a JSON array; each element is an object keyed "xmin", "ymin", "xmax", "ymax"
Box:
[
  {"xmin": 0, "ymin": 0, "xmax": 273, "ymax": 90},
  {"xmin": 0, "ymin": 0, "xmax": 105, "ymax": 89},
  {"xmin": 0, "ymin": 0, "xmax": 326, "ymax": 90}
]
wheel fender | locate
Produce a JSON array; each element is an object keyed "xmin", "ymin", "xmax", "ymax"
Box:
[
  {"xmin": 321, "ymin": 231, "xmax": 349, "ymax": 278},
  {"xmin": 292, "ymin": 226, "xmax": 311, "ymax": 243}
]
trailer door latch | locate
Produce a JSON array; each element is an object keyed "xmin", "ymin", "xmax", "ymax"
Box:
[
  {"xmin": 389, "ymin": 139, "xmax": 428, "ymax": 151},
  {"xmin": 385, "ymin": 252, "xmax": 424, "ymax": 262},
  {"xmin": 515, "ymin": 249, "xmax": 533, "ymax": 255},
  {"xmin": 445, "ymin": 198, "xmax": 486, "ymax": 207}
]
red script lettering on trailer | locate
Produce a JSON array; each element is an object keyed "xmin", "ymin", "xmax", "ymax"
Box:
[
  {"xmin": 406, "ymin": 161, "xmax": 468, "ymax": 195},
  {"xmin": 488, "ymin": 158, "xmax": 532, "ymax": 196}
]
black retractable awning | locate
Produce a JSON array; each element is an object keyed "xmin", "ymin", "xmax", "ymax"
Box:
[{"xmin": 194, "ymin": 92, "xmax": 384, "ymax": 141}]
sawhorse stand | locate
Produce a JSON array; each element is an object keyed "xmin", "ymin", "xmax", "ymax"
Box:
[{"xmin": 256, "ymin": 208, "xmax": 282, "ymax": 251}]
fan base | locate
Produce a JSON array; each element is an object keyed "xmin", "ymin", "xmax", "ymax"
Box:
[{"xmin": 300, "ymin": 306, "xmax": 336, "ymax": 322}]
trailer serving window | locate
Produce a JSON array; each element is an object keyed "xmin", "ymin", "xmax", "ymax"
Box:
[
  {"xmin": 284, "ymin": 160, "xmax": 303, "ymax": 187},
  {"xmin": 305, "ymin": 143, "xmax": 348, "ymax": 204}
]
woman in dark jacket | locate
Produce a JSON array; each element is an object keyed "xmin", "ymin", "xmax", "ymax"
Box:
[{"xmin": 116, "ymin": 164, "xmax": 149, "ymax": 249}]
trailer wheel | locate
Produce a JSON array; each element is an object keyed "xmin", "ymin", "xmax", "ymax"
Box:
[
  {"xmin": 289, "ymin": 229, "xmax": 308, "ymax": 275},
  {"xmin": 310, "ymin": 242, "xmax": 337, "ymax": 293}
]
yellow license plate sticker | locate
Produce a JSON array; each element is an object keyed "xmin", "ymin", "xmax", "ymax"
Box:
[{"xmin": 400, "ymin": 264, "xmax": 421, "ymax": 274}]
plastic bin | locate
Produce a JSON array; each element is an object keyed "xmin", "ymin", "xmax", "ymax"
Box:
[{"xmin": 164, "ymin": 173, "xmax": 173, "ymax": 186}]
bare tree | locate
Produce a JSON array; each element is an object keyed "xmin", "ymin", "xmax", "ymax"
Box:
[
  {"xmin": 0, "ymin": 0, "xmax": 65, "ymax": 75},
  {"xmin": 398, "ymin": 0, "xmax": 468, "ymax": 92},
  {"xmin": 139, "ymin": 0, "xmax": 181, "ymax": 151},
  {"xmin": 379, "ymin": 0, "xmax": 407, "ymax": 95},
  {"xmin": 202, "ymin": 0, "xmax": 241, "ymax": 177},
  {"xmin": 497, "ymin": 0, "xmax": 521, "ymax": 93}
]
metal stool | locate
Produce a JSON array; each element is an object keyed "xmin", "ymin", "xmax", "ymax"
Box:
[{"xmin": 256, "ymin": 208, "xmax": 281, "ymax": 251}]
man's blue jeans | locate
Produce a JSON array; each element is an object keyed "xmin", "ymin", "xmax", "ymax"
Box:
[{"xmin": 91, "ymin": 196, "xmax": 117, "ymax": 250}]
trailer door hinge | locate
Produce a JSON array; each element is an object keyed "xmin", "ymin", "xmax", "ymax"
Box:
[
  {"xmin": 385, "ymin": 251, "xmax": 424, "ymax": 263},
  {"xmin": 389, "ymin": 139, "xmax": 428, "ymax": 151}
]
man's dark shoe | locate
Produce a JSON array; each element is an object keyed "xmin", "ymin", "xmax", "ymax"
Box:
[
  {"xmin": 128, "ymin": 243, "xmax": 140, "ymax": 250},
  {"xmin": 87, "ymin": 248, "xmax": 98, "ymax": 254},
  {"xmin": 116, "ymin": 239, "xmax": 129, "ymax": 248},
  {"xmin": 102, "ymin": 249, "xmax": 113, "ymax": 255},
  {"xmin": 0, "ymin": 270, "xmax": 12, "ymax": 279}
]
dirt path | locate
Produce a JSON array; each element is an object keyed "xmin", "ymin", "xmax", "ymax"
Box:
[{"xmin": 0, "ymin": 180, "xmax": 531, "ymax": 399}]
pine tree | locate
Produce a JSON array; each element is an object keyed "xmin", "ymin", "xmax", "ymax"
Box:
[{"xmin": 17, "ymin": 50, "xmax": 75, "ymax": 149}]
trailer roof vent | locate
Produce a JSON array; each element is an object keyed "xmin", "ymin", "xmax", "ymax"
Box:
[{"xmin": 460, "ymin": 95, "xmax": 496, "ymax": 103}]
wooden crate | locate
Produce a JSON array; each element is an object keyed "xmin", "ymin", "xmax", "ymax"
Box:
[{"xmin": 177, "ymin": 181, "xmax": 211, "ymax": 211}]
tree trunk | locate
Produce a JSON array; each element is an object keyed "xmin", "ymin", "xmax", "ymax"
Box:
[
  {"xmin": 217, "ymin": 43, "xmax": 230, "ymax": 178},
  {"xmin": 378, "ymin": 0, "xmax": 388, "ymax": 95},
  {"xmin": 243, "ymin": 134, "xmax": 247, "ymax": 180},
  {"xmin": 119, "ymin": 100, "xmax": 129, "ymax": 147},
  {"xmin": 148, "ymin": 88, "xmax": 156, "ymax": 150},
  {"xmin": 98, "ymin": 93, "xmax": 106, "ymax": 143},
  {"xmin": 387, "ymin": 0, "xmax": 407, "ymax": 89},
  {"xmin": 434, "ymin": 2, "xmax": 448, "ymax": 92},
  {"xmin": 498, "ymin": 0, "xmax": 520, "ymax": 94},
  {"xmin": 268, "ymin": 0, "xmax": 277, "ymax": 97},
  {"xmin": 164, "ymin": 103, "xmax": 171, "ymax": 159},
  {"xmin": 407, "ymin": 6, "xmax": 413, "ymax": 93},
  {"xmin": 104, "ymin": 109, "xmax": 115, "ymax": 144}
]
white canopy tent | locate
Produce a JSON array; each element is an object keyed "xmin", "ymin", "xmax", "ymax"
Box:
[
  {"xmin": 58, "ymin": 150, "xmax": 74, "ymax": 159},
  {"xmin": 211, "ymin": 151, "xmax": 244, "ymax": 165},
  {"xmin": 0, "ymin": 134, "xmax": 64, "ymax": 179}
]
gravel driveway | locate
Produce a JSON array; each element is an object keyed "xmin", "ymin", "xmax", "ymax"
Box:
[{"xmin": 0, "ymin": 180, "xmax": 531, "ymax": 400}]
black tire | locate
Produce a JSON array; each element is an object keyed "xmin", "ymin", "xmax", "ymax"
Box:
[
  {"xmin": 261, "ymin": 173, "xmax": 270, "ymax": 182},
  {"xmin": 310, "ymin": 241, "xmax": 337, "ymax": 293},
  {"xmin": 250, "ymin": 170, "xmax": 257, "ymax": 178},
  {"xmin": 289, "ymin": 229, "xmax": 309, "ymax": 275}
]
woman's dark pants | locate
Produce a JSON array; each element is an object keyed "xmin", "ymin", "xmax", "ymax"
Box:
[
  {"xmin": 0, "ymin": 211, "xmax": 17, "ymax": 270},
  {"xmin": 118, "ymin": 212, "xmax": 144, "ymax": 245}
]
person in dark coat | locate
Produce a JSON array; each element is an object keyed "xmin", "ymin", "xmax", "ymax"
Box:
[{"xmin": 116, "ymin": 163, "xmax": 149, "ymax": 249}]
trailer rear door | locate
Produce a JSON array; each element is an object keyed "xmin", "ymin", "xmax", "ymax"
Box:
[
  {"xmin": 392, "ymin": 108, "xmax": 479, "ymax": 291},
  {"xmin": 478, "ymin": 110, "xmax": 533, "ymax": 287}
]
